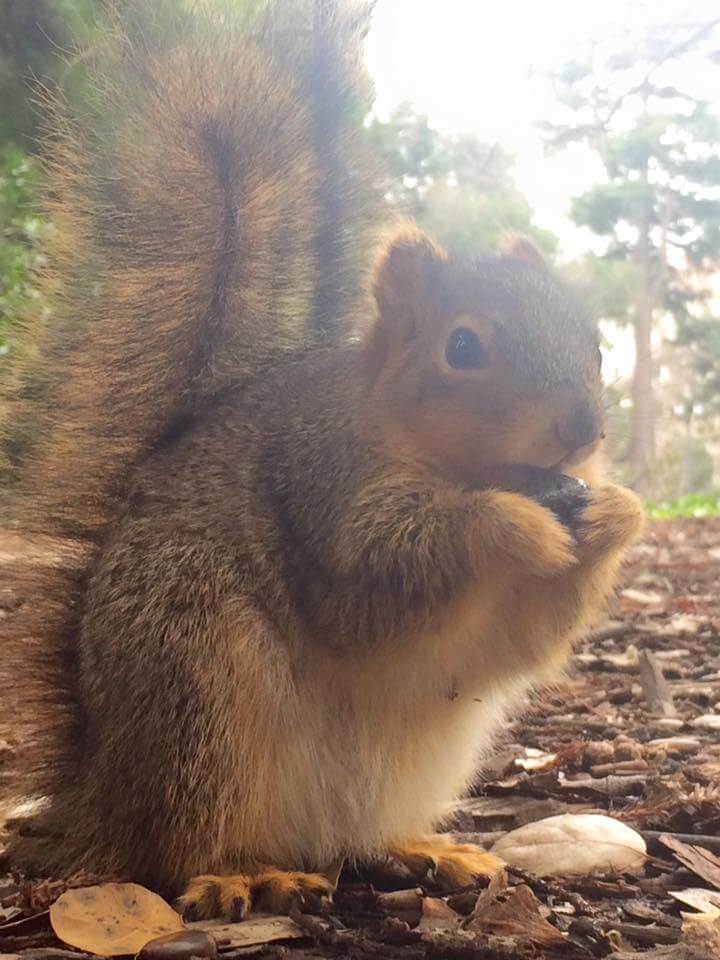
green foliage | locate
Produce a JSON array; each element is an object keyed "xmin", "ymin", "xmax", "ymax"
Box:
[
  {"xmin": 0, "ymin": 0, "xmax": 106, "ymax": 357},
  {"xmin": 546, "ymin": 20, "xmax": 720, "ymax": 292},
  {"xmin": 601, "ymin": 390, "xmax": 633, "ymax": 488},
  {"xmin": 676, "ymin": 319, "xmax": 720, "ymax": 413},
  {"xmin": 369, "ymin": 103, "xmax": 556, "ymax": 255},
  {"xmin": 544, "ymin": 19, "xmax": 720, "ymax": 496},
  {"xmin": 646, "ymin": 492, "xmax": 720, "ymax": 519},
  {"xmin": 0, "ymin": 145, "xmax": 48, "ymax": 347},
  {"xmin": 0, "ymin": 0, "xmax": 101, "ymax": 147},
  {"xmin": 568, "ymin": 107, "xmax": 720, "ymax": 266},
  {"xmin": 421, "ymin": 183, "xmax": 556, "ymax": 256},
  {"xmin": 571, "ymin": 181, "xmax": 654, "ymax": 237},
  {"xmin": 649, "ymin": 427, "xmax": 715, "ymax": 500},
  {"xmin": 559, "ymin": 256, "xmax": 638, "ymax": 325},
  {"xmin": 367, "ymin": 103, "xmax": 455, "ymax": 214},
  {"xmin": 0, "ymin": 0, "xmax": 375, "ymax": 356}
]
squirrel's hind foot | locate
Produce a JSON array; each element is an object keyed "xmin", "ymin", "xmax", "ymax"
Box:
[
  {"xmin": 386, "ymin": 835, "xmax": 504, "ymax": 891},
  {"xmin": 177, "ymin": 868, "xmax": 333, "ymax": 920}
]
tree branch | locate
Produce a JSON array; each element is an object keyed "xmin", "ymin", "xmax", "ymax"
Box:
[{"xmin": 601, "ymin": 17, "xmax": 720, "ymax": 128}]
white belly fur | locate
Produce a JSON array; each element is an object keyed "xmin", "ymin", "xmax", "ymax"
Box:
[{"xmin": 224, "ymin": 579, "xmax": 535, "ymax": 870}]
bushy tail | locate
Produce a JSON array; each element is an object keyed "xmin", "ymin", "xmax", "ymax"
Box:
[{"xmin": 0, "ymin": 0, "xmax": 378, "ymax": 818}]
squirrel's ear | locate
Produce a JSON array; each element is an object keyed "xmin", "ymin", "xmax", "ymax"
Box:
[
  {"xmin": 367, "ymin": 227, "xmax": 446, "ymax": 377},
  {"xmin": 372, "ymin": 226, "xmax": 446, "ymax": 328},
  {"xmin": 498, "ymin": 233, "xmax": 547, "ymax": 269}
]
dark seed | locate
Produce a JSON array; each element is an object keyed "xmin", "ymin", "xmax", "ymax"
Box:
[{"xmin": 136, "ymin": 929, "xmax": 217, "ymax": 960}]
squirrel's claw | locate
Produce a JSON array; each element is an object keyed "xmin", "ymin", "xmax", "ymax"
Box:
[{"xmin": 386, "ymin": 835, "xmax": 505, "ymax": 891}]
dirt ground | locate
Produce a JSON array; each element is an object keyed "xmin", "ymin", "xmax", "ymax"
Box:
[{"xmin": 1, "ymin": 520, "xmax": 719, "ymax": 959}]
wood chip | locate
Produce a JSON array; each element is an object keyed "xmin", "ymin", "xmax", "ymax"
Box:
[
  {"xmin": 187, "ymin": 916, "xmax": 304, "ymax": 948},
  {"xmin": 646, "ymin": 737, "xmax": 701, "ymax": 755},
  {"xmin": 670, "ymin": 888, "xmax": 720, "ymax": 917},
  {"xmin": 638, "ymin": 649, "xmax": 677, "ymax": 716},
  {"xmin": 659, "ymin": 835, "xmax": 720, "ymax": 891},
  {"xmin": 691, "ymin": 714, "xmax": 720, "ymax": 731}
]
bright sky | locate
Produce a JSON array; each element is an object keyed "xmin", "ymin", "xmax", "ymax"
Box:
[{"xmin": 365, "ymin": 0, "xmax": 720, "ymax": 378}]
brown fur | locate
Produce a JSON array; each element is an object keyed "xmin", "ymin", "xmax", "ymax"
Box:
[
  {"xmin": 1, "ymin": 1, "xmax": 643, "ymax": 916},
  {"xmin": 1, "ymin": 0, "xmax": 377, "ymax": 826}
]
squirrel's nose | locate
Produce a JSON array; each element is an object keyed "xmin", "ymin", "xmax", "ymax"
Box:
[{"xmin": 554, "ymin": 401, "xmax": 601, "ymax": 453}]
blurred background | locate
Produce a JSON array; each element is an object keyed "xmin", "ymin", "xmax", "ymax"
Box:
[{"xmin": 1, "ymin": 0, "xmax": 719, "ymax": 514}]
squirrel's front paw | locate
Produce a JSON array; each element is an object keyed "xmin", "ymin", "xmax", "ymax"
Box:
[
  {"xmin": 578, "ymin": 484, "xmax": 644, "ymax": 558},
  {"xmin": 508, "ymin": 466, "xmax": 590, "ymax": 533},
  {"xmin": 480, "ymin": 490, "xmax": 578, "ymax": 579}
]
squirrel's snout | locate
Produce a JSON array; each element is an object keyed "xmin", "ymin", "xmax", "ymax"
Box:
[{"xmin": 554, "ymin": 401, "xmax": 601, "ymax": 456}]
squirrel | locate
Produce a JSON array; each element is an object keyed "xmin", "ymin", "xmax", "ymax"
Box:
[{"xmin": 0, "ymin": 0, "xmax": 644, "ymax": 919}]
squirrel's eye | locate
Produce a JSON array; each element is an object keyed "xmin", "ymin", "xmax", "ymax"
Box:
[{"xmin": 445, "ymin": 327, "xmax": 488, "ymax": 370}]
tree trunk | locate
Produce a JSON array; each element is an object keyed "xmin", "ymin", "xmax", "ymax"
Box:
[
  {"xmin": 679, "ymin": 411, "xmax": 693, "ymax": 498},
  {"xmin": 629, "ymin": 210, "xmax": 656, "ymax": 497}
]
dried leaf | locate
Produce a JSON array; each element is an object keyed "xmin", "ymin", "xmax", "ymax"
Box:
[
  {"xmin": 468, "ymin": 883, "xmax": 566, "ymax": 948},
  {"xmin": 464, "ymin": 862, "xmax": 507, "ymax": 925},
  {"xmin": 416, "ymin": 897, "xmax": 461, "ymax": 934},
  {"xmin": 49, "ymin": 883, "xmax": 184, "ymax": 956},
  {"xmin": 492, "ymin": 814, "xmax": 646, "ymax": 876}
]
